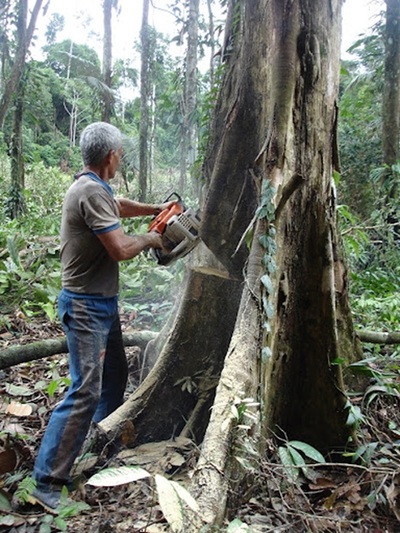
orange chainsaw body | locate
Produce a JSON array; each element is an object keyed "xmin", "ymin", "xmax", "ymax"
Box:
[
  {"xmin": 147, "ymin": 193, "xmax": 201, "ymax": 266},
  {"xmin": 148, "ymin": 202, "xmax": 184, "ymax": 235}
]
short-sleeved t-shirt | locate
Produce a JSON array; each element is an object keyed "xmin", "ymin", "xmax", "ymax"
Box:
[{"xmin": 60, "ymin": 172, "xmax": 121, "ymax": 297}]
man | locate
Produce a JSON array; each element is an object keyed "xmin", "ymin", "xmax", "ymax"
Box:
[{"xmin": 29, "ymin": 122, "xmax": 174, "ymax": 512}]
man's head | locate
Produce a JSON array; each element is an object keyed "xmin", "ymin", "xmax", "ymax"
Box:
[{"xmin": 80, "ymin": 122, "xmax": 122, "ymax": 167}]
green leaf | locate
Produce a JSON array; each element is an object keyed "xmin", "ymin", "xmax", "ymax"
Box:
[
  {"xmin": 54, "ymin": 517, "xmax": 68, "ymax": 531},
  {"xmin": 0, "ymin": 515, "xmax": 16, "ymax": 527},
  {"xmin": 258, "ymin": 234, "xmax": 275, "ymax": 250},
  {"xmin": 331, "ymin": 357, "xmax": 345, "ymax": 366},
  {"xmin": 58, "ymin": 500, "xmax": 91, "ymax": 518},
  {"xmin": 262, "ymin": 296, "xmax": 274, "ymax": 319},
  {"xmin": 5, "ymin": 383, "xmax": 34, "ymax": 397},
  {"xmin": 235, "ymin": 456, "xmax": 256, "ymax": 473},
  {"xmin": 346, "ymin": 403, "xmax": 364, "ymax": 427},
  {"xmin": 47, "ymin": 380, "xmax": 60, "ymax": 398},
  {"xmin": 260, "ymin": 274, "xmax": 273, "ymax": 294},
  {"xmin": 288, "ymin": 446, "xmax": 306, "ymax": 467},
  {"xmin": 278, "ymin": 446, "xmax": 298, "ymax": 482},
  {"xmin": 39, "ymin": 523, "xmax": 52, "ymax": 533},
  {"xmin": 86, "ymin": 465, "xmax": 150, "ymax": 487},
  {"xmin": 0, "ymin": 491, "xmax": 12, "ymax": 512},
  {"xmin": 261, "ymin": 346, "xmax": 272, "ymax": 363},
  {"xmin": 333, "ymin": 170, "xmax": 341, "ymax": 186},
  {"xmin": 226, "ymin": 518, "xmax": 250, "ymax": 531},
  {"xmin": 288, "ymin": 441, "xmax": 325, "ymax": 463}
]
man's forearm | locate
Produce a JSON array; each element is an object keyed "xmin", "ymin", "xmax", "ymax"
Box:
[
  {"xmin": 96, "ymin": 227, "xmax": 162, "ymax": 261},
  {"xmin": 117, "ymin": 198, "xmax": 161, "ymax": 218}
]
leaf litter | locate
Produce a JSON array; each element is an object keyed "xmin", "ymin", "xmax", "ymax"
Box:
[{"xmin": 0, "ymin": 314, "xmax": 399, "ymax": 531}]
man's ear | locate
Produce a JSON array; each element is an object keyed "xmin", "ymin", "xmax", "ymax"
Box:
[{"xmin": 105, "ymin": 150, "xmax": 114, "ymax": 164}]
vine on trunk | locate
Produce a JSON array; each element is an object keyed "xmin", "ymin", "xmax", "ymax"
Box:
[{"xmin": 257, "ymin": 178, "xmax": 277, "ymax": 363}]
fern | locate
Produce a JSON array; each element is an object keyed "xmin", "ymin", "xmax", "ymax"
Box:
[{"xmin": 15, "ymin": 476, "xmax": 36, "ymax": 503}]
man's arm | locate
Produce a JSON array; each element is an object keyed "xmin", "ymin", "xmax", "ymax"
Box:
[
  {"xmin": 96, "ymin": 227, "xmax": 163, "ymax": 261},
  {"xmin": 117, "ymin": 198, "xmax": 176, "ymax": 218}
]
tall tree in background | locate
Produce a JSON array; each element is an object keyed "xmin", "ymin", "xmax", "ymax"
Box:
[
  {"xmin": 102, "ymin": 0, "xmax": 117, "ymax": 123},
  {"xmin": 139, "ymin": 0, "xmax": 150, "ymax": 201},
  {"xmin": 382, "ymin": 0, "xmax": 400, "ymax": 171},
  {"xmin": 8, "ymin": 0, "xmax": 28, "ymax": 218},
  {"xmin": 0, "ymin": 0, "xmax": 44, "ymax": 129},
  {"xmin": 6, "ymin": 0, "xmax": 44, "ymax": 218},
  {"xmin": 382, "ymin": 0, "xmax": 400, "ymax": 241},
  {"xmin": 179, "ymin": 0, "xmax": 200, "ymax": 194}
]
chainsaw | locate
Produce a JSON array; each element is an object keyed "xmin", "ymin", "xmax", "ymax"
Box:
[{"xmin": 147, "ymin": 192, "xmax": 202, "ymax": 266}]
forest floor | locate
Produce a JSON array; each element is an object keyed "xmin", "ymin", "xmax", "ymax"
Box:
[{"xmin": 0, "ymin": 313, "xmax": 399, "ymax": 532}]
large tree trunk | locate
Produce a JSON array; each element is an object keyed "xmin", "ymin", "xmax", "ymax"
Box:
[
  {"xmin": 263, "ymin": 0, "xmax": 355, "ymax": 451},
  {"xmin": 101, "ymin": 0, "xmax": 113, "ymax": 123},
  {"xmin": 187, "ymin": 1, "xmax": 357, "ymax": 527},
  {"xmin": 0, "ymin": 0, "xmax": 43, "ymax": 129},
  {"xmin": 9, "ymin": 0, "xmax": 26, "ymax": 220},
  {"xmin": 101, "ymin": 251, "xmax": 244, "ymax": 444},
  {"xmin": 138, "ymin": 0, "xmax": 150, "ymax": 202},
  {"xmin": 382, "ymin": 0, "xmax": 400, "ymax": 240},
  {"xmin": 100, "ymin": 1, "xmax": 359, "ymax": 528},
  {"xmin": 101, "ymin": 0, "xmax": 259, "ymax": 445},
  {"xmin": 179, "ymin": 0, "xmax": 199, "ymax": 195},
  {"xmin": 382, "ymin": 0, "xmax": 400, "ymax": 170}
]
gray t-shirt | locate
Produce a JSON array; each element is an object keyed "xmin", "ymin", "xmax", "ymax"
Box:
[{"xmin": 60, "ymin": 173, "xmax": 121, "ymax": 297}]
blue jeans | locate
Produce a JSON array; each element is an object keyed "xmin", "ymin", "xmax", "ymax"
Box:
[{"xmin": 33, "ymin": 289, "xmax": 128, "ymax": 489}]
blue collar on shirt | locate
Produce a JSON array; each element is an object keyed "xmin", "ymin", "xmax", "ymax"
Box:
[{"xmin": 82, "ymin": 171, "xmax": 115, "ymax": 198}]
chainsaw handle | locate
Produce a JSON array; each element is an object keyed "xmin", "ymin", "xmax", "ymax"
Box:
[
  {"xmin": 148, "ymin": 200, "xmax": 184, "ymax": 234},
  {"xmin": 163, "ymin": 192, "xmax": 182, "ymax": 203}
]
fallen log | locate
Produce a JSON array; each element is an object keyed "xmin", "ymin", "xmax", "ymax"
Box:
[
  {"xmin": 356, "ymin": 330, "xmax": 400, "ymax": 345},
  {"xmin": 0, "ymin": 331, "xmax": 157, "ymax": 370},
  {"xmin": 1, "ymin": 328, "xmax": 397, "ymax": 372}
]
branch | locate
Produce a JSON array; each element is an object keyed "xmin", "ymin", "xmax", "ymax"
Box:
[
  {"xmin": 0, "ymin": 331, "xmax": 157, "ymax": 370},
  {"xmin": 356, "ymin": 329, "xmax": 400, "ymax": 345},
  {"xmin": 1, "ymin": 328, "xmax": 397, "ymax": 371}
]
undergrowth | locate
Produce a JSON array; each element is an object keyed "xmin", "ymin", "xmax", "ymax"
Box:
[{"xmin": 0, "ymin": 161, "xmax": 184, "ymax": 331}]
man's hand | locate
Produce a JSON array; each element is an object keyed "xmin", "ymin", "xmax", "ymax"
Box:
[
  {"xmin": 147, "ymin": 231, "xmax": 164, "ymax": 249},
  {"xmin": 117, "ymin": 199, "xmax": 179, "ymax": 218},
  {"xmin": 156, "ymin": 200, "xmax": 178, "ymax": 213}
]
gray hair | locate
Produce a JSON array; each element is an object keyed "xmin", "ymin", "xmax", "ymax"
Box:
[{"xmin": 79, "ymin": 122, "xmax": 122, "ymax": 166}]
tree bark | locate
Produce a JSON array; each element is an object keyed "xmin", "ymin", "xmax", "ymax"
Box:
[
  {"xmin": 263, "ymin": 0, "xmax": 355, "ymax": 452},
  {"xmin": 356, "ymin": 329, "xmax": 400, "ymax": 344},
  {"xmin": 139, "ymin": 0, "xmax": 150, "ymax": 201},
  {"xmin": 189, "ymin": 217, "xmax": 265, "ymax": 528},
  {"xmin": 0, "ymin": 331, "xmax": 157, "ymax": 370},
  {"xmin": 382, "ymin": 0, "xmax": 400, "ymax": 170},
  {"xmin": 101, "ymin": 0, "xmax": 114, "ymax": 123},
  {"xmin": 9, "ymin": 5, "xmax": 26, "ymax": 219},
  {"xmin": 382, "ymin": 0, "xmax": 400, "ymax": 239},
  {"xmin": 179, "ymin": 0, "xmax": 199, "ymax": 195},
  {"xmin": 97, "ymin": 1, "xmax": 359, "ymax": 529},
  {"xmin": 188, "ymin": 0, "xmax": 357, "ymax": 526},
  {"xmin": 0, "ymin": 0, "xmax": 43, "ymax": 129},
  {"xmin": 101, "ymin": 253, "xmax": 244, "ymax": 445}
]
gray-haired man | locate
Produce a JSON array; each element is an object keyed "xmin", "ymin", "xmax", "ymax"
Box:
[{"xmin": 29, "ymin": 122, "xmax": 174, "ymax": 512}]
